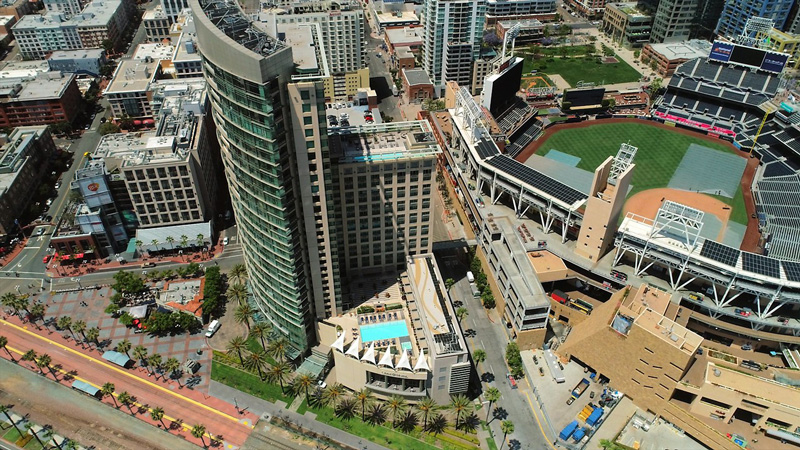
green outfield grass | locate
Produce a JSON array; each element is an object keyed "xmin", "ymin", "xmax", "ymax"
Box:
[
  {"xmin": 523, "ymin": 55, "xmax": 641, "ymax": 87},
  {"xmin": 536, "ymin": 122, "xmax": 749, "ymax": 224}
]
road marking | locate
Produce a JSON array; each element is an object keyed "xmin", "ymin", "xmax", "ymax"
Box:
[
  {"xmin": 4, "ymin": 344, "xmax": 228, "ymax": 440},
  {"xmin": 1, "ymin": 318, "xmax": 244, "ymax": 425},
  {"xmin": 522, "ymin": 377, "xmax": 558, "ymax": 450}
]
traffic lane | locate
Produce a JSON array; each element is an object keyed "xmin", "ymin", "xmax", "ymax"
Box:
[
  {"xmin": 0, "ymin": 318, "xmax": 255, "ymax": 446},
  {"xmin": 1, "ymin": 359, "xmax": 198, "ymax": 450}
]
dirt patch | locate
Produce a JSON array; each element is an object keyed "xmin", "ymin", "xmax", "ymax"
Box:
[
  {"xmin": 601, "ymin": 57, "xmax": 619, "ymax": 64},
  {"xmin": 739, "ymin": 155, "xmax": 761, "ymax": 253},
  {"xmin": 522, "ymin": 76, "xmax": 552, "ymax": 90},
  {"xmin": 623, "ymin": 188, "xmax": 731, "ymax": 241}
]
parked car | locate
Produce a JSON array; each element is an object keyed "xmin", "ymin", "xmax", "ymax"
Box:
[
  {"xmin": 735, "ymin": 308, "xmax": 752, "ymax": 317},
  {"xmin": 223, "ymin": 237, "xmax": 229, "ymax": 245}
]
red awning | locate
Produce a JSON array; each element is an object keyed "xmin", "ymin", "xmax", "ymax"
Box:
[
  {"xmin": 61, "ymin": 255, "xmax": 70, "ymax": 260},
  {"xmin": 75, "ymin": 253, "xmax": 84, "ymax": 259},
  {"xmin": 143, "ymin": 119, "xmax": 155, "ymax": 125},
  {"xmin": 133, "ymin": 120, "xmax": 143, "ymax": 126}
]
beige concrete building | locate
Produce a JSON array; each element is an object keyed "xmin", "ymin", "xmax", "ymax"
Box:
[
  {"xmin": 105, "ymin": 59, "xmax": 161, "ymax": 119},
  {"xmin": 143, "ymin": 5, "xmax": 172, "ymax": 42},
  {"xmin": 576, "ymin": 145, "xmax": 635, "ymax": 261},
  {"xmin": 0, "ymin": 127, "xmax": 56, "ymax": 236},
  {"xmin": 329, "ymin": 121, "xmax": 440, "ymax": 279},
  {"xmin": 602, "ymin": 3, "xmax": 651, "ymax": 48},
  {"xmin": 320, "ymin": 254, "xmax": 470, "ymax": 404}
]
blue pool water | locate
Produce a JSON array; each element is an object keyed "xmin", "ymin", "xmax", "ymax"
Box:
[
  {"xmin": 401, "ymin": 341, "xmax": 412, "ymax": 351},
  {"xmin": 360, "ymin": 320, "xmax": 409, "ymax": 342}
]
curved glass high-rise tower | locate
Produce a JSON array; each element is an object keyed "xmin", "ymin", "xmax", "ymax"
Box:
[{"xmin": 191, "ymin": 0, "xmax": 315, "ymax": 354}]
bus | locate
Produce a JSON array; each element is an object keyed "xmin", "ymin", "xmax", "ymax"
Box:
[{"xmin": 569, "ymin": 298, "xmax": 593, "ymax": 315}]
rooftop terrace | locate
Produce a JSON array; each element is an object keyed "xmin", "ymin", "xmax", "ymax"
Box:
[{"xmin": 328, "ymin": 121, "xmax": 440, "ymax": 163}]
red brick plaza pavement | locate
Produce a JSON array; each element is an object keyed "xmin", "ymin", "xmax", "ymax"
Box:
[{"xmin": 0, "ymin": 308, "xmax": 258, "ymax": 449}]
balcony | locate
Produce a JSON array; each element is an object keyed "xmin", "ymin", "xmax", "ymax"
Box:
[{"xmin": 366, "ymin": 380, "xmax": 427, "ymax": 400}]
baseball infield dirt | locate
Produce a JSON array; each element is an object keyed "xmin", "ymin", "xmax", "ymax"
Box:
[{"xmin": 622, "ymin": 188, "xmax": 731, "ymax": 241}]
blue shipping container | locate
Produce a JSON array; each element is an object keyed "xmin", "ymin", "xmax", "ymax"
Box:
[
  {"xmin": 559, "ymin": 420, "xmax": 579, "ymax": 440},
  {"xmin": 573, "ymin": 427, "xmax": 586, "ymax": 442},
  {"xmin": 586, "ymin": 407, "xmax": 604, "ymax": 426}
]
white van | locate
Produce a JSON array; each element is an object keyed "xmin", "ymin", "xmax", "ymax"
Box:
[
  {"xmin": 205, "ymin": 319, "xmax": 220, "ymax": 337},
  {"xmin": 466, "ymin": 271, "xmax": 475, "ymax": 283}
]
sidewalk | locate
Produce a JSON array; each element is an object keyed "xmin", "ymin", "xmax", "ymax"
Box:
[{"xmin": 209, "ymin": 381, "xmax": 391, "ymax": 450}]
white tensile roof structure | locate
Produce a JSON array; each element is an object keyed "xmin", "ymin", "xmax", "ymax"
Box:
[
  {"xmin": 414, "ymin": 348, "xmax": 430, "ymax": 372},
  {"xmin": 345, "ymin": 336, "xmax": 360, "ymax": 359},
  {"xmin": 378, "ymin": 349, "xmax": 394, "ymax": 368},
  {"xmin": 361, "ymin": 342, "xmax": 376, "ymax": 364},
  {"xmin": 331, "ymin": 332, "xmax": 346, "ymax": 353},
  {"xmin": 396, "ymin": 350, "xmax": 412, "ymax": 371}
]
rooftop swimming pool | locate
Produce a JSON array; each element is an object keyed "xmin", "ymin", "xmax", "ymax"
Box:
[{"xmin": 360, "ymin": 320, "xmax": 409, "ymax": 342}]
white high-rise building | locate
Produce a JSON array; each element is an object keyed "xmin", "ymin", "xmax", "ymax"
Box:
[{"xmin": 422, "ymin": 0, "xmax": 486, "ymax": 95}]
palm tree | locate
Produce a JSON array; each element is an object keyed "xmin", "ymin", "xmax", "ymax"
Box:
[
  {"xmin": 355, "ymin": 388, "xmax": 374, "ymax": 421},
  {"xmin": 85, "ymin": 327, "xmax": 100, "ymax": 348},
  {"xmin": 179, "ymin": 235, "xmax": 189, "ymax": 249},
  {"xmin": 234, "ymin": 303, "xmax": 253, "ymax": 331},
  {"xmin": 132, "ymin": 345, "xmax": 148, "ymax": 368},
  {"xmin": 229, "ymin": 263, "xmax": 247, "ymax": 285},
  {"xmin": 249, "ymin": 322, "xmax": 271, "ymax": 351},
  {"xmin": 293, "ymin": 373, "xmax": 315, "ymax": 400},
  {"xmin": 29, "ymin": 303, "xmax": 45, "ymax": 326},
  {"xmin": 117, "ymin": 391, "xmax": 134, "ymax": 415},
  {"xmin": 150, "ymin": 406, "xmax": 166, "ymax": 428},
  {"xmin": 427, "ymin": 414, "xmax": 448, "ymax": 435},
  {"xmin": 500, "ymin": 420, "xmax": 515, "ymax": 450},
  {"xmin": 472, "ymin": 349, "xmax": 486, "ymax": 365},
  {"xmin": 147, "ymin": 353, "xmax": 163, "ymax": 378},
  {"xmin": 266, "ymin": 360, "xmax": 291, "ymax": 391},
  {"xmin": 0, "ymin": 404, "xmax": 22, "ymax": 436},
  {"xmin": 101, "ymin": 382, "xmax": 117, "ymax": 407},
  {"xmin": 35, "ymin": 353, "xmax": 52, "ymax": 376},
  {"xmin": 25, "ymin": 422, "xmax": 45, "ymax": 448},
  {"xmin": 244, "ymin": 348, "xmax": 268, "ymax": 380},
  {"xmin": 135, "ymin": 240, "xmax": 143, "ymax": 255},
  {"xmin": 115, "ymin": 339, "xmax": 132, "ymax": 356},
  {"xmin": 267, "ymin": 337, "xmax": 288, "ymax": 362},
  {"xmin": 226, "ymin": 283, "xmax": 248, "ymax": 306},
  {"xmin": 0, "ymin": 336, "xmax": 14, "ymax": 361},
  {"xmin": 191, "ymin": 423, "xmax": 207, "ymax": 447},
  {"xmin": 14, "ymin": 296, "xmax": 30, "ymax": 315},
  {"xmin": 163, "ymin": 357, "xmax": 181, "ymax": 380},
  {"xmin": 1, "ymin": 293, "xmax": 19, "ymax": 314},
  {"xmin": 387, "ymin": 394, "xmax": 407, "ymax": 428},
  {"xmin": 449, "ymin": 394, "xmax": 472, "ymax": 430},
  {"xmin": 226, "ymin": 336, "xmax": 248, "ymax": 366},
  {"xmin": 21, "ymin": 349, "xmax": 37, "ymax": 367},
  {"xmin": 485, "ymin": 387, "xmax": 501, "ymax": 421},
  {"xmin": 150, "ymin": 239, "xmax": 159, "ymax": 252},
  {"xmin": 334, "ymin": 397, "xmax": 357, "ymax": 420},
  {"xmin": 322, "ymin": 383, "xmax": 345, "ymax": 407},
  {"xmin": 397, "ymin": 410, "xmax": 419, "ymax": 433},
  {"xmin": 196, "ymin": 233, "xmax": 205, "ymax": 248},
  {"xmin": 444, "ymin": 278, "xmax": 455, "ymax": 290},
  {"xmin": 56, "ymin": 316, "xmax": 72, "ymax": 337},
  {"xmin": 455, "ymin": 306, "xmax": 468, "ymax": 322},
  {"xmin": 72, "ymin": 320, "xmax": 86, "ymax": 345},
  {"xmin": 165, "ymin": 236, "xmax": 175, "ymax": 253},
  {"xmin": 416, "ymin": 397, "xmax": 439, "ymax": 431}
]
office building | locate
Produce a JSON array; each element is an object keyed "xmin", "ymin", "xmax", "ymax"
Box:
[
  {"xmin": 756, "ymin": 27, "xmax": 800, "ymax": 69},
  {"xmin": 496, "ymin": 19, "xmax": 545, "ymax": 45},
  {"xmin": 422, "ymin": 0, "xmax": 486, "ymax": 95},
  {"xmin": 12, "ymin": 0, "xmax": 131, "ymax": 59},
  {"xmin": 715, "ymin": 0, "xmax": 794, "ymax": 40},
  {"xmin": 564, "ymin": 0, "xmax": 607, "ymax": 18},
  {"xmin": 104, "ymin": 59, "xmax": 161, "ymax": 119},
  {"xmin": 0, "ymin": 71, "xmax": 82, "ymax": 127},
  {"xmin": 43, "ymin": 0, "xmax": 86, "ymax": 17},
  {"xmin": 0, "ymin": 127, "xmax": 56, "ymax": 236},
  {"xmin": 485, "ymin": 0, "xmax": 556, "ymax": 23},
  {"xmin": 0, "ymin": 0, "xmax": 34, "ymax": 20},
  {"xmin": 649, "ymin": 0, "xmax": 697, "ymax": 42},
  {"xmin": 161, "ymin": 0, "xmax": 188, "ymax": 22},
  {"xmin": 640, "ymin": 39, "xmax": 711, "ymax": 75},
  {"xmin": 401, "ymin": 68, "xmax": 434, "ymax": 102},
  {"xmin": 171, "ymin": 12, "xmax": 202, "ymax": 78},
  {"xmin": 144, "ymin": 5, "xmax": 172, "ymax": 41},
  {"xmin": 47, "ymin": 48, "xmax": 107, "ymax": 76},
  {"xmin": 321, "ymin": 254, "xmax": 469, "ymax": 404},
  {"xmin": 602, "ymin": 3, "xmax": 651, "ymax": 47}
]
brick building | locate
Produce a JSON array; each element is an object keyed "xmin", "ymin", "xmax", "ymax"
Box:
[{"xmin": 0, "ymin": 72, "xmax": 82, "ymax": 127}]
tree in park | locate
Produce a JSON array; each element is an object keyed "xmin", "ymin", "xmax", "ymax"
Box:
[
  {"xmin": 387, "ymin": 394, "xmax": 407, "ymax": 428},
  {"xmin": 416, "ymin": 397, "xmax": 439, "ymax": 431},
  {"xmin": 334, "ymin": 397, "xmax": 357, "ymax": 420},
  {"xmin": 226, "ymin": 336, "xmax": 248, "ymax": 366},
  {"xmin": 132, "ymin": 345, "xmax": 148, "ymax": 367},
  {"xmin": 292, "ymin": 373, "xmax": 315, "ymax": 400},
  {"xmin": 355, "ymin": 387, "xmax": 374, "ymax": 422},
  {"xmin": 249, "ymin": 322, "xmax": 271, "ymax": 351},
  {"xmin": 244, "ymin": 348, "xmax": 269, "ymax": 381},
  {"xmin": 485, "ymin": 387, "xmax": 501, "ymax": 421},
  {"xmin": 449, "ymin": 394, "xmax": 472, "ymax": 429},
  {"xmin": 0, "ymin": 336, "xmax": 15, "ymax": 361},
  {"xmin": 191, "ymin": 423, "xmax": 207, "ymax": 447},
  {"xmin": 427, "ymin": 414, "xmax": 448, "ymax": 435},
  {"xmin": 322, "ymin": 383, "xmax": 345, "ymax": 407},
  {"xmin": 150, "ymin": 406, "xmax": 167, "ymax": 428},
  {"xmin": 267, "ymin": 337, "xmax": 288, "ymax": 362},
  {"xmin": 117, "ymin": 391, "xmax": 134, "ymax": 414},
  {"xmin": 115, "ymin": 339, "xmax": 132, "ymax": 356},
  {"xmin": 500, "ymin": 420, "xmax": 515, "ymax": 450},
  {"xmin": 101, "ymin": 382, "xmax": 117, "ymax": 407},
  {"xmin": 226, "ymin": 283, "xmax": 247, "ymax": 306},
  {"xmin": 234, "ymin": 303, "xmax": 253, "ymax": 331},
  {"xmin": 0, "ymin": 404, "xmax": 22, "ymax": 435},
  {"xmin": 266, "ymin": 360, "xmax": 291, "ymax": 392},
  {"xmin": 112, "ymin": 270, "xmax": 146, "ymax": 295}
]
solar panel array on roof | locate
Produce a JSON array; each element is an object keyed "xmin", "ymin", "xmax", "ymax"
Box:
[
  {"xmin": 741, "ymin": 252, "xmax": 781, "ymax": 277},
  {"xmin": 782, "ymin": 261, "xmax": 800, "ymax": 282},
  {"xmin": 476, "ymin": 138, "xmax": 500, "ymax": 160},
  {"xmin": 486, "ymin": 155, "xmax": 586, "ymax": 205},
  {"xmin": 700, "ymin": 239, "xmax": 741, "ymax": 267}
]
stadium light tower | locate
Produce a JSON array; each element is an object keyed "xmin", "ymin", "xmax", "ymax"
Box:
[
  {"xmin": 500, "ymin": 23, "xmax": 521, "ymax": 61},
  {"xmin": 609, "ymin": 143, "xmax": 637, "ymax": 185},
  {"xmin": 737, "ymin": 17, "xmax": 774, "ymax": 48}
]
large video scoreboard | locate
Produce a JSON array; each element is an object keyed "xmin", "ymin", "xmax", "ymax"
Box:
[{"xmin": 709, "ymin": 40, "xmax": 790, "ymax": 74}]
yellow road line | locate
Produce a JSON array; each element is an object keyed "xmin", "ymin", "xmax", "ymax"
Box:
[
  {"xmin": 6, "ymin": 343, "xmax": 224, "ymax": 439},
  {"xmin": 1, "ymin": 319, "xmax": 242, "ymax": 424},
  {"xmin": 522, "ymin": 377, "xmax": 558, "ymax": 450}
]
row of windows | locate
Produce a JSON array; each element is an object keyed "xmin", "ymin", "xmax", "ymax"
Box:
[
  {"xmin": 138, "ymin": 210, "xmax": 200, "ymax": 225},
  {"xmin": 126, "ymin": 166, "xmax": 190, "ymax": 180}
]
